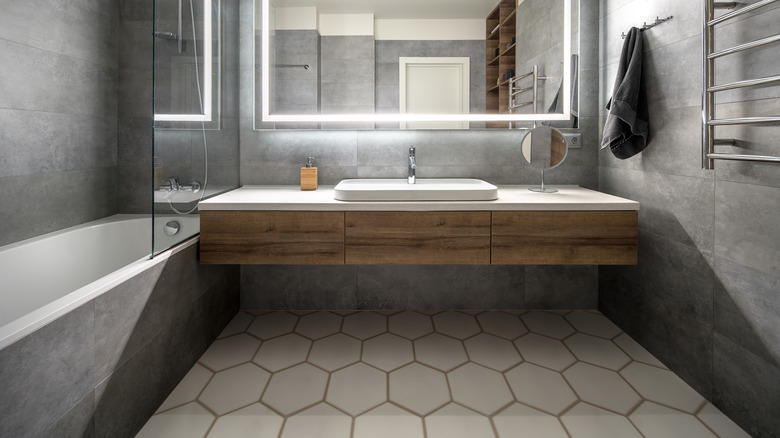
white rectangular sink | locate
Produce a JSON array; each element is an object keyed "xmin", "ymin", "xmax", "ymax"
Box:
[{"xmin": 334, "ymin": 179, "xmax": 498, "ymax": 201}]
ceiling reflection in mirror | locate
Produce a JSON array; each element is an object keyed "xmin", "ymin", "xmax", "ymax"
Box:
[{"xmin": 255, "ymin": 0, "xmax": 578, "ymax": 129}]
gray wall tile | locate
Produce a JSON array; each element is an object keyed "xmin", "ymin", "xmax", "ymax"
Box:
[
  {"xmin": 0, "ymin": 40, "xmax": 117, "ymax": 117},
  {"xmin": 42, "ymin": 392, "xmax": 96, "ymax": 438},
  {"xmin": 714, "ymin": 180, "xmax": 780, "ymax": 277},
  {"xmin": 0, "ymin": 303, "xmax": 95, "ymax": 438},
  {"xmin": 712, "ymin": 334, "xmax": 780, "ymax": 438},
  {"xmin": 356, "ymin": 266, "xmax": 526, "ymax": 310},
  {"xmin": 713, "ymin": 256, "xmax": 780, "ymax": 368},
  {"xmin": 241, "ymin": 265, "xmax": 358, "ymax": 310},
  {"xmin": 0, "ymin": 169, "xmax": 118, "ymax": 247},
  {"xmin": 525, "ymin": 266, "xmax": 598, "ymax": 309}
]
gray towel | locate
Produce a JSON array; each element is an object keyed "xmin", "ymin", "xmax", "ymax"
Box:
[
  {"xmin": 601, "ymin": 27, "xmax": 649, "ymax": 159},
  {"xmin": 544, "ymin": 54, "xmax": 579, "ymax": 129}
]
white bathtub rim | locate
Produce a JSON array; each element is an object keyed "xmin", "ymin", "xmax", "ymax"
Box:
[{"xmin": 0, "ymin": 235, "xmax": 199, "ymax": 351}]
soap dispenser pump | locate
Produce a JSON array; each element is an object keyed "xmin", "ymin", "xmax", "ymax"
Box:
[{"xmin": 300, "ymin": 157, "xmax": 318, "ymax": 191}]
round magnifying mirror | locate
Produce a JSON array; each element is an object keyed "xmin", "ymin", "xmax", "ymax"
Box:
[{"xmin": 520, "ymin": 126, "xmax": 568, "ymax": 193}]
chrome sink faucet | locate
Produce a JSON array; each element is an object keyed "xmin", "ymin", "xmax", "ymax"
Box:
[{"xmin": 408, "ymin": 146, "xmax": 417, "ymax": 184}]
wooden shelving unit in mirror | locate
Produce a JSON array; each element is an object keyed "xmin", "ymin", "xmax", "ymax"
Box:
[{"xmin": 486, "ymin": 0, "xmax": 517, "ymax": 128}]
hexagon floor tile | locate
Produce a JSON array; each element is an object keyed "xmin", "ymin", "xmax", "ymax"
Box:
[
  {"xmin": 630, "ymin": 401, "xmax": 717, "ymax": 438},
  {"xmin": 207, "ymin": 403, "xmax": 283, "ymax": 438},
  {"xmin": 389, "ymin": 363, "xmax": 450, "ymax": 415},
  {"xmin": 261, "ymin": 363, "xmax": 328, "ymax": 415},
  {"xmin": 505, "ymin": 363, "xmax": 577, "ymax": 415},
  {"xmin": 362, "ymin": 333, "xmax": 414, "ymax": 371},
  {"xmin": 561, "ymin": 402, "xmax": 643, "ymax": 438},
  {"xmin": 514, "ymin": 333, "xmax": 576, "ymax": 371},
  {"xmin": 477, "ymin": 311, "xmax": 528, "ymax": 340},
  {"xmin": 198, "ymin": 333, "xmax": 261, "ymax": 372},
  {"xmin": 564, "ymin": 333, "xmax": 631, "ymax": 371},
  {"xmin": 253, "ymin": 333, "xmax": 311, "ymax": 372},
  {"xmin": 247, "ymin": 312, "xmax": 298, "ymax": 340},
  {"xmin": 308, "ymin": 333, "xmax": 361, "ymax": 371},
  {"xmin": 295, "ymin": 312, "xmax": 342, "ymax": 340},
  {"xmin": 414, "ymin": 333, "xmax": 468, "ymax": 371},
  {"xmin": 388, "ymin": 311, "xmax": 434, "ymax": 340},
  {"xmin": 342, "ymin": 311, "xmax": 387, "ymax": 340},
  {"xmin": 425, "ymin": 403, "xmax": 495, "ymax": 438},
  {"xmin": 464, "ymin": 333, "xmax": 522, "ymax": 372},
  {"xmin": 521, "ymin": 311, "xmax": 575, "ymax": 339},
  {"xmin": 448, "ymin": 363, "xmax": 513, "ymax": 415},
  {"xmin": 199, "ymin": 363, "xmax": 270, "ymax": 416},
  {"xmin": 327, "ymin": 363, "xmax": 387, "ymax": 415},
  {"xmin": 432, "ymin": 311, "xmax": 481, "ymax": 339},
  {"xmin": 280, "ymin": 403, "xmax": 352, "ymax": 438},
  {"xmin": 563, "ymin": 363, "xmax": 641, "ymax": 415},
  {"xmin": 137, "ymin": 403, "xmax": 214, "ymax": 438},
  {"xmin": 493, "ymin": 403, "xmax": 568, "ymax": 438},
  {"xmin": 142, "ymin": 311, "xmax": 750, "ymax": 438},
  {"xmin": 354, "ymin": 403, "xmax": 424, "ymax": 438}
]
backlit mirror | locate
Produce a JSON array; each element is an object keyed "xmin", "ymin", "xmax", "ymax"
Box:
[{"xmin": 254, "ymin": 0, "xmax": 578, "ymax": 129}]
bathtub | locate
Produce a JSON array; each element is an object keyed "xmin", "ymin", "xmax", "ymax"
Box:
[{"xmin": 0, "ymin": 214, "xmax": 200, "ymax": 350}]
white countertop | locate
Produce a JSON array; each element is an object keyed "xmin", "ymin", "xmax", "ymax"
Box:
[{"xmin": 198, "ymin": 185, "xmax": 639, "ymax": 212}]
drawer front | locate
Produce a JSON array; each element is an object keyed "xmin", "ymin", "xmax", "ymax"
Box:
[
  {"xmin": 492, "ymin": 211, "xmax": 638, "ymax": 265},
  {"xmin": 200, "ymin": 211, "xmax": 345, "ymax": 264},
  {"xmin": 345, "ymin": 212, "xmax": 491, "ymax": 265}
]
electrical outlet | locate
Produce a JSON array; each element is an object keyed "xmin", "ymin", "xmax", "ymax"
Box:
[{"xmin": 563, "ymin": 132, "xmax": 582, "ymax": 149}]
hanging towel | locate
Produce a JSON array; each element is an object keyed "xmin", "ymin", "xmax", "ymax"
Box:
[
  {"xmin": 601, "ymin": 27, "xmax": 649, "ymax": 159},
  {"xmin": 544, "ymin": 54, "xmax": 579, "ymax": 129}
]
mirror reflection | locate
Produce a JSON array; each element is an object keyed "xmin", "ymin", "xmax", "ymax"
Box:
[
  {"xmin": 521, "ymin": 126, "xmax": 568, "ymax": 193},
  {"xmin": 255, "ymin": 0, "xmax": 578, "ymax": 129},
  {"xmin": 521, "ymin": 126, "xmax": 568, "ymax": 169}
]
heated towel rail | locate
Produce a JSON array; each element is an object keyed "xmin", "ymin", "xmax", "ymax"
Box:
[
  {"xmin": 508, "ymin": 65, "xmax": 548, "ymax": 128},
  {"xmin": 702, "ymin": 0, "xmax": 780, "ymax": 169}
]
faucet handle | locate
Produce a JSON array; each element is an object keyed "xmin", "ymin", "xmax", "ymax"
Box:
[{"xmin": 409, "ymin": 145, "xmax": 415, "ymax": 155}]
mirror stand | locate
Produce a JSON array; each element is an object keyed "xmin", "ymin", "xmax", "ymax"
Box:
[{"xmin": 529, "ymin": 169, "xmax": 558, "ymax": 193}]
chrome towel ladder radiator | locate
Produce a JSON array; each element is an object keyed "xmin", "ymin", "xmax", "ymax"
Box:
[{"xmin": 702, "ymin": 0, "xmax": 780, "ymax": 168}]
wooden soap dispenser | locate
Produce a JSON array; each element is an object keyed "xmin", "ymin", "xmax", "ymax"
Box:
[{"xmin": 300, "ymin": 156, "xmax": 318, "ymax": 191}]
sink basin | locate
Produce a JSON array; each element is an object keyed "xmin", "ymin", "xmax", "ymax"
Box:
[{"xmin": 334, "ymin": 179, "xmax": 498, "ymax": 201}]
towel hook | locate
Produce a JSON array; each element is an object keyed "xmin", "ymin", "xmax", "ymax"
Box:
[{"xmin": 621, "ymin": 15, "xmax": 674, "ymax": 39}]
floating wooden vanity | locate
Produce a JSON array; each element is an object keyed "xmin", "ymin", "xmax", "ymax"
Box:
[{"xmin": 199, "ymin": 186, "xmax": 639, "ymax": 265}]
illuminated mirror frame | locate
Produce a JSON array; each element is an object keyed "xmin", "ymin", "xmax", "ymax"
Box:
[
  {"xmin": 258, "ymin": 0, "xmax": 572, "ymax": 125},
  {"xmin": 154, "ymin": 0, "xmax": 213, "ymax": 122}
]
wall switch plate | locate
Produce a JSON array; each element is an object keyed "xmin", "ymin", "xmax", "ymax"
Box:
[{"xmin": 563, "ymin": 132, "xmax": 582, "ymax": 148}]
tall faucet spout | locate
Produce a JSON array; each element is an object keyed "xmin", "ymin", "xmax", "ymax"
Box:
[{"xmin": 408, "ymin": 146, "xmax": 417, "ymax": 184}]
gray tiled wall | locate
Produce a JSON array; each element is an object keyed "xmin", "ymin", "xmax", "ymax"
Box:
[
  {"xmin": 0, "ymin": 242, "xmax": 239, "ymax": 438},
  {"xmin": 0, "ymin": 0, "xmax": 119, "ymax": 247},
  {"xmin": 597, "ymin": 0, "xmax": 780, "ymax": 436}
]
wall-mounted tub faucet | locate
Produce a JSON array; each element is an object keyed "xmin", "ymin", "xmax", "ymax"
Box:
[
  {"xmin": 160, "ymin": 177, "xmax": 201, "ymax": 193},
  {"xmin": 408, "ymin": 146, "xmax": 417, "ymax": 184}
]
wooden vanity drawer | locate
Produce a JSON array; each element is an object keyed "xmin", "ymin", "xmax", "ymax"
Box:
[
  {"xmin": 200, "ymin": 211, "xmax": 345, "ymax": 264},
  {"xmin": 491, "ymin": 211, "xmax": 638, "ymax": 265},
  {"xmin": 345, "ymin": 212, "xmax": 491, "ymax": 265}
]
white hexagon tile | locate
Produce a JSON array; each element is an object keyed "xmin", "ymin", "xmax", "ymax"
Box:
[{"xmin": 138, "ymin": 310, "xmax": 750, "ymax": 438}]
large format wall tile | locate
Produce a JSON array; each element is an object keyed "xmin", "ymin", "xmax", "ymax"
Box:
[
  {"xmin": 0, "ymin": 168, "xmax": 117, "ymax": 247},
  {"xmin": 715, "ymin": 180, "xmax": 780, "ymax": 277},
  {"xmin": 712, "ymin": 334, "xmax": 780, "ymax": 438},
  {"xmin": 600, "ymin": 166, "xmax": 714, "ymax": 251},
  {"xmin": 713, "ymin": 256, "xmax": 780, "ymax": 367},
  {"xmin": 0, "ymin": 304, "xmax": 95, "ymax": 438}
]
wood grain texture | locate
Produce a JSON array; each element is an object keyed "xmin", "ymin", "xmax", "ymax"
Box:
[
  {"xmin": 345, "ymin": 212, "xmax": 491, "ymax": 265},
  {"xmin": 200, "ymin": 211, "xmax": 344, "ymax": 264},
  {"xmin": 492, "ymin": 211, "xmax": 638, "ymax": 265}
]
